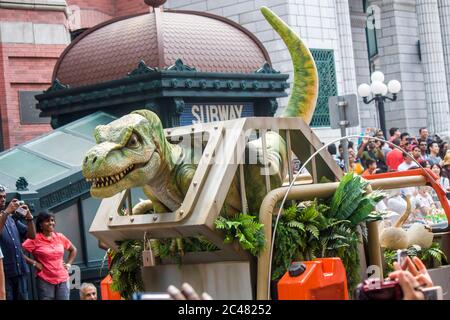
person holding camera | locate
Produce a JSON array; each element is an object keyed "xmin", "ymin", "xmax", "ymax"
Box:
[
  {"xmin": 22, "ymin": 211, "xmax": 77, "ymax": 300},
  {"xmin": 0, "ymin": 186, "xmax": 36, "ymax": 300},
  {"xmin": 388, "ymin": 256, "xmax": 434, "ymax": 300}
]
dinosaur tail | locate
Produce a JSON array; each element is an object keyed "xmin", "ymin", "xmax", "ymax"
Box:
[{"xmin": 260, "ymin": 7, "xmax": 319, "ymax": 124}]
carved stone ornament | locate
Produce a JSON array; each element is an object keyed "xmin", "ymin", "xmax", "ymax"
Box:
[
  {"xmin": 45, "ymin": 79, "xmax": 70, "ymax": 94},
  {"xmin": 166, "ymin": 59, "xmax": 197, "ymax": 72},
  {"xmin": 15, "ymin": 177, "xmax": 29, "ymax": 191},
  {"xmin": 128, "ymin": 60, "xmax": 158, "ymax": 77},
  {"xmin": 255, "ymin": 62, "xmax": 280, "ymax": 74},
  {"xmin": 173, "ymin": 98, "xmax": 185, "ymax": 114}
]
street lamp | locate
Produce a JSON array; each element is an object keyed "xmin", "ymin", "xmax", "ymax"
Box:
[{"xmin": 358, "ymin": 71, "xmax": 401, "ymax": 137}]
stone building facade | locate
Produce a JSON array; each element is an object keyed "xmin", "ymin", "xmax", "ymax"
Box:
[{"xmin": 1, "ymin": 0, "xmax": 449, "ymax": 150}]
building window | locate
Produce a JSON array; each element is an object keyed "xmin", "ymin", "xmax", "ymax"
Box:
[
  {"xmin": 18, "ymin": 91, "xmax": 51, "ymax": 124},
  {"xmin": 310, "ymin": 49, "xmax": 337, "ymax": 127}
]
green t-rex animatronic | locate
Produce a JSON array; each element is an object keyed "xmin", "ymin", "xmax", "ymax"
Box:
[{"xmin": 82, "ymin": 7, "xmax": 319, "ymax": 217}]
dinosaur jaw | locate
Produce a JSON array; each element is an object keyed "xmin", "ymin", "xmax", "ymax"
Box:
[
  {"xmin": 87, "ymin": 161, "xmax": 147, "ymax": 198},
  {"xmin": 86, "ymin": 163, "xmax": 140, "ymax": 189},
  {"xmin": 86, "ymin": 150, "xmax": 159, "ymax": 198}
]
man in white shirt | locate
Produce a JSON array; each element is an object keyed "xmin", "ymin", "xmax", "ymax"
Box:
[{"xmin": 398, "ymin": 153, "xmax": 418, "ymax": 171}]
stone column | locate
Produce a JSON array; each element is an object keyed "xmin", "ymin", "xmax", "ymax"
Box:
[
  {"xmin": 335, "ymin": 0, "xmax": 360, "ymax": 136},
  {"xmin": 438, "ymin": 0, "xmax": 450, "ymax": 116},
  {"xmin": 416, "ymin": 0, "xmax": 450, "ymax": 134},
  {"xmin": 371, "ymin": 0, "xmax": 427, "ymax": 134},
  {"xmin": 335, "ymin": 0, "xmax": 358, "ymax": 95},
  {"xmin": 350, "ymin": 0, "xmax": 378, "ymax": 129}
]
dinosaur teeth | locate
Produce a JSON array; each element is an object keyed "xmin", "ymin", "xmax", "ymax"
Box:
[{"xmin": 90, "ymin": 164, "xmax": 137, "ymax": 188}]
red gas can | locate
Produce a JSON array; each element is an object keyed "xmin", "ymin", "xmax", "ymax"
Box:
[
  {"xmin": 277, "ymin": 258, "xmax": 349, "ymax": 300},
  {"xmin": 100, "ymin": 274, "xmax": 122, "ymax": 300}
]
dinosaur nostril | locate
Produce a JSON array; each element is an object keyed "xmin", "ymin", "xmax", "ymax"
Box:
[
  {"xmin": 92, "ymin": 156, "xmax": 97, "ymax": 164},
  {"xmin": 84, "ymin": 157, "xmax": 88, "ymax": 164}
]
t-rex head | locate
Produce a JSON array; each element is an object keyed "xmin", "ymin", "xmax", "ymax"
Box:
[{"xmin": 82, "ymin": 110, "xmax": 169, "ymax": 198}]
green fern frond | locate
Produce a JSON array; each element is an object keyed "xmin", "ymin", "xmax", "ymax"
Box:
[
  {"xmin": 306, "ymin": 224, "xmax": 319, "ymax": 239},
  {"xmin": 287, "ymin": 221, "xmax": 305, "ymax": 232},
  {"xmin": 214, "ymin": 213, "xmax": 265, "ymax": 256},
  {"xmin": 284, "ymin": 204, "xmax": 297, "ymax": 221}
]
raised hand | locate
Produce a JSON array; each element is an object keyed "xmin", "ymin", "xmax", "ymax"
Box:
[{"xmin": 167, "ymin": 283, "xmax": 213, "ymax": 300}]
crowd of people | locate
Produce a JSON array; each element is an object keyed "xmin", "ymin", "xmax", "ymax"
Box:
[
  {"xmin": 329, "ymin": 127, "xmax": 449, "ymax": 178},
  {"xmin": 329, "ymin": 127, "xmax": 450, "ymax": 188},
  {"xmin": 327, "ymin": 126, "xmax": 450, "ymax": 224},
  {"xmin": 0, "ymin": 185, "xmax": 99, "ymax": 300}
]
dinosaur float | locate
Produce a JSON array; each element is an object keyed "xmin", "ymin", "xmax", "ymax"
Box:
[{"xmin": 82, "ymin": 7, "xmax": 319, "ymax": 217}]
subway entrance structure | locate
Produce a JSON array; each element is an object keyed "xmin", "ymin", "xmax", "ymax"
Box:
[{"xmin": 36, "ymin": 2, "xmax": 290, "ymax": 129}]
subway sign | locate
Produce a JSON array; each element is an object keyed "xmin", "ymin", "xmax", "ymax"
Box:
[{"xmin": 180, "ymin": 102, "xmax": 254, "ymax": 126}]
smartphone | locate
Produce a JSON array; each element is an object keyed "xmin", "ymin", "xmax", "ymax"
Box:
[
  {"xmin": 397, "ymin": 249, "xmax": 408, "ymax": 270},
  {"xmin": 132, "ymin": 292, "xmax": 172, "ymax": 300}
]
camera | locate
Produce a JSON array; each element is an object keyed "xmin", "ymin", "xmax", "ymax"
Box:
[
  {"xmin": 15, "ymin": 200, "xmax": 27, "ymax": 217},
  {"xmin": 355, "ymin": 277, "xmax": 443, "ymax": 300},
  {"xmin": 355, "ymin": 278, "xmax": 403, "ymax": 300}
]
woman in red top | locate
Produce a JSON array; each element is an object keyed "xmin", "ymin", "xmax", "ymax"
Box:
[{"xmin": 22, "ymin": 211, "xmax": 77, "ymax": 300}]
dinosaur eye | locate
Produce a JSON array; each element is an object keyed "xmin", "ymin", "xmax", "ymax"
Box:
[{"xmin": 126, "ymin": 133, "xmax": 140, "ymax": 149}]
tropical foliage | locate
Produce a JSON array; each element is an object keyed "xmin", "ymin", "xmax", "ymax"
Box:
[
  {"xmin": 109, "ymin": 236, "xmax": 219, "ymax": 298},
  {"xmin": 109, "ymin": 240, "xmax": 145, "ymax": 300},
  {"xmin": 271, "ymin": 200, "xmax": 326, "ymax": 280},
  {"xmin": 272, "ymin": 173, "xmax": 385, "ymax": 292},
  {"xmin": 215, "ymin": 213, "xmax": 265, "ymax": 256}
]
